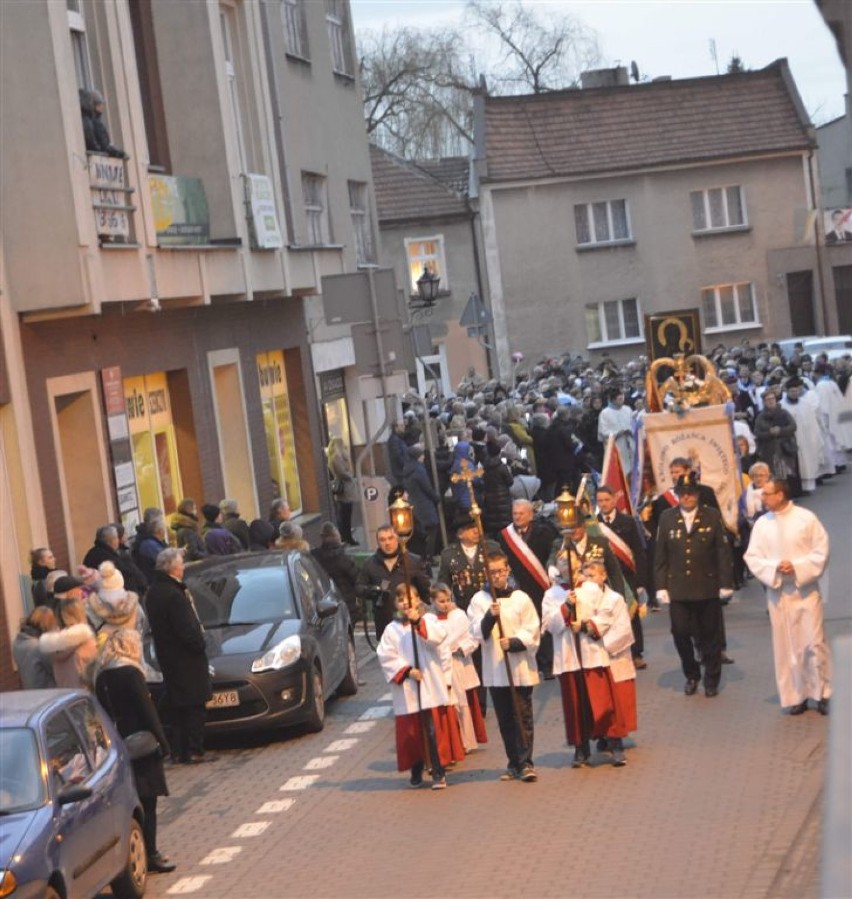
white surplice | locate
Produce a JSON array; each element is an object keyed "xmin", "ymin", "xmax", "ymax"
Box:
[
  {"xmin": 744, "ymin": 502, "xmax": 832, "ymax": 707},
  {"xmin": 377, "ymin": 613, "xmax": 449, "ymax": 715},
  {"xmin": 781, "ymin": 394, "xmax": 831, "ymax": 488},
  {"xmin": 467, "ymin": 589, "xmax": 540, "ymax": 688}
]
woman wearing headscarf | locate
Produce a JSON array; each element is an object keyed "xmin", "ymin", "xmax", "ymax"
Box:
[
  {"xmin": 95, "ymin": 628, "xmax": 175, "ymax": 874},
  {"xmin": 327, "ymin": 436, "xmax": 359, "ymax": 546}
]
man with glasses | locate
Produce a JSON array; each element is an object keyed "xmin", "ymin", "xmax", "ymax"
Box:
[
  {"xmin": 745, "ymin": 479, "xmax": 831, "ymax": 715},
  {"xmin": 468, "ymin": 553, "xmax": 540, "ymax": 782}
]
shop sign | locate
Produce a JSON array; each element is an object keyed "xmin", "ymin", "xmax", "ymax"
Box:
[
  {"xmin": 149, "ymin": 174, "xmax": 210, "ymax": 246},
  {"xmin": 319, "ymin": 369, "xmax": 346, "ymax": 402},
  {"xmin": 245, "ymin": 174, "xmax": 283, "ymax": 249}
]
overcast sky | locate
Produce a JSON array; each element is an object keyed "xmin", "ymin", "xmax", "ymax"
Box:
[{"xmin": 351, "ymin": 0, "xmax": 847, "ymax": 125}]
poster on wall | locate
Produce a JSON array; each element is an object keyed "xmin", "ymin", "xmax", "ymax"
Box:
[
  {"xmin": 824, "ymin": 208, "xmax": 852, "ymax": 245},
  {"xmin": 149, "ymin": 174, "xmax": 210, "ymax": 246}
]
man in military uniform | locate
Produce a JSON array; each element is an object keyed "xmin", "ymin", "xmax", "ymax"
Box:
[
  {"xmin": 655, "ymin": 473, "xmax": 733, "ymax": 698},
  {"xmin": 437, "ymin": 514, "xmax": 500, "ymax": 612},
  {"xmin": 548, "ymin": 513, "xmax": 626, "ymax": 600}
]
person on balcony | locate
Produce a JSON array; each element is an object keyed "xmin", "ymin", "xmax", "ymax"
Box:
[{"xmin": 79, "ymin": 88, "xmax": 128, "ymax": 159}]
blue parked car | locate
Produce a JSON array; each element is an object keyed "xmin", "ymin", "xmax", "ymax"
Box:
[{"xmin": 0, "ymin": 689, "xmax": 146, "ymax": 898}]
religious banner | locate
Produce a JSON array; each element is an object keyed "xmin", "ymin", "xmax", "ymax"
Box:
[
  {"xmin": 644, "ymin": 308, "xmax": 702, "ymax": 362},
  {"xmin": 642, "ymin": 405, "xmax": 739, "ymax": 533}
]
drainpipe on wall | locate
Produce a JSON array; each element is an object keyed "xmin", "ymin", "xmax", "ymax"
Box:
[{"xmin": 806, "ymin": 148, "xmax": 830, "ymax": 335}]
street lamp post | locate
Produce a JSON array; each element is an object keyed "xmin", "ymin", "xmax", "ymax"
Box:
[{"xmin": 414, "ymin": 265, "xmax": 440, "ymax": 309}]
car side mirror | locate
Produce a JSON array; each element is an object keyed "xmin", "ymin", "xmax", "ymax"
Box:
[
  {"xmin": 315, "ymin": 597, "xmax": 339, "ymax": 620},
  {"xmin": 58, "ymin": 783, "xmax": 93, "ymax": 805}
]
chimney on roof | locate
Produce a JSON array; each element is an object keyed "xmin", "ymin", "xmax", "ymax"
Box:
[
  {"xmin": 580, "ymin": 67, "xmax": 630, "ymax": 89},
  {"xmin": 651, "ymin": 75, "xmax": 672, "ymax": 83}
]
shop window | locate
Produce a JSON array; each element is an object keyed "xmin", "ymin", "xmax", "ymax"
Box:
[
  {"xmin": 124, "ymin": 372, "xmax": 183, "ymax": 515},
  {"xmin": 257, "ymin": 350, "xmax": 302, "ymax": 512}
]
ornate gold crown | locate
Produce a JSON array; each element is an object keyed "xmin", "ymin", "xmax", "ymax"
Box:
[{"xmin": 583, "ymin": 544, "xmax": 606, "ymax": 564}]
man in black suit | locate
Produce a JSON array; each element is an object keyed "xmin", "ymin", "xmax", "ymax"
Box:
[
  {"xmin": 499, "ymin": 499, "xmax": 559, "ymax": 676},
  {"xmin": 655, "ymin": 473, "xmax": 733, "ymax": 698},
  {"xmin": 596, "ymin": 485, "xmax": 648, "ymax": 668}
]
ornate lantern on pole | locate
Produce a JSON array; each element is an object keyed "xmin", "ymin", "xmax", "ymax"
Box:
[
  {"xmin": 413, "ymin": 265, "xmax": 440, "ymax": 309},
  {"xmin": 554, "ymin": 488, "xmax": 581, "ymax": 533}
]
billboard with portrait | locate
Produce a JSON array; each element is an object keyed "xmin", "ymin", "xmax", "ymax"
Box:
[{"xmin": 824, "ymin": 208, "xmax": 852, "ymax": 245}]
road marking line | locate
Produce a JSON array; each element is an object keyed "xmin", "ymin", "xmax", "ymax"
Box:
[
  {"xmin": 359, "ymin": 706, "xmax": 393, "ymax": 720},
  {"xmin": 325, "ymin": 738, "xmax": 358, "ymax": 752},
  {"xmin": 345, "ymin": 721, "xmax": 376, "ymax": 734},
  {"xmin": 200, "ymin": 847, "xmax": 242, "ymax": 865},
  {"xmin": 231, "ymin": 821, "xmax": 270, "ymax": 838},
  {"xmin": 378, "ymin": 692, "xmax": 393, "ymax": 702},
  {"xmin": 280, "ymin": 774, "xmax": 320, "ymax": 791},
  {"xmin": 305, "ymin": 755, "xmax": 338, "ymax": 770},
  {"xmin": 257, "ymin": 798, "xmax": 295, "ymax": 814},
  {"xmin": 167, "ymin": 876, "xmax": 213, "ymax": 894}
]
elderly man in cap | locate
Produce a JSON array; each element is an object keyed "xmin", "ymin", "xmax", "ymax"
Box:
[
  {"xmin": 220, "ymin": 499, "xmax": 250, "ymax": 551},
  {"xmin": 655, "ymin": 472, "xmax": 733, "ymax": 698}
]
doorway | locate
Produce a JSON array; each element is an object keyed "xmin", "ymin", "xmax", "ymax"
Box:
[
  {"xmin": 47, "ymin": 373, "xmax": 113, "ymax": 565},
  {"xmin": 786, "ymin": 271, "xmax": 816, "ymax": 336}
]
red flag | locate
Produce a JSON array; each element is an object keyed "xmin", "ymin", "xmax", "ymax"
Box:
[{"xmin": 600, "ymin": 435, "xmax": 634, "ymax": 517}]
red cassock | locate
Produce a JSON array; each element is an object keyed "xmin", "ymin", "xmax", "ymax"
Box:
[{"xmin": 394, "ymin": 706, "xmax": 466, "ymax": 771}]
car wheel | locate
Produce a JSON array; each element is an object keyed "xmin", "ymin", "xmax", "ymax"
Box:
[
  {"xmin": 337, "ymin": 635, "xmax": 359, "ymax": 696},
  {"xmin": 110, "ymin": 817, "xmax": 147, "ymax": 899},
  {"xmin": 304, "ymin": 663, "xmax": 325, "ymax": 732}
]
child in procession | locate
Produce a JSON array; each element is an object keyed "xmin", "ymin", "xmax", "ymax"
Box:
[
  {"xmin": 430, "ymin": 583, "xmax": 487, "ymax": 752},
  {"xmin": 377, "ymin": 583, "xmax": 464, "ymax": 790}
]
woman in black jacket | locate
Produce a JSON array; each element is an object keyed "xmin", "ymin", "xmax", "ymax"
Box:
[
  {"xmin": 480, "ymin": 440, "xmax": 514, "ymax": 538},
  {"xmin": 311, "ymin": 523, "xmax": 360, "ymax": 621},
  {"xmin": 95, "ymin": 628, "xmax": 175, "ymax": 874}
]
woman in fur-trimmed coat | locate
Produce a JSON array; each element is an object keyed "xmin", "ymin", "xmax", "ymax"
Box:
[{"xmin": 39, "ymin": 597, "xmax": 97, "ymax": 689}]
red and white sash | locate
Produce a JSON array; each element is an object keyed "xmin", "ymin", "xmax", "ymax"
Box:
[
  {"xmin": 596, "ymin": 521, "xmax": 636, "ymax": 573},
  {"xmin": 501, "ymin": 525, "xmax": 550, "ymax": 591},
  {"xmin": 663, "ymin": 489, "xmax": 679, "ymax": 508}
]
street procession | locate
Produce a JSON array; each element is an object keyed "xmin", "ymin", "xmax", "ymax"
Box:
[{"xmin": 2, "ymin": 0, "xmax": 850, "ymax": 897}]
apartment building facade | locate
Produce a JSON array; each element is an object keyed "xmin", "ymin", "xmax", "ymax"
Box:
[
  {"xmin": 473, "ymin": 61, "xmax": 838, "ymax": 377},
  {"xmin": 0, "ymin": 0, "xmax": 378, "ymax": 685}
]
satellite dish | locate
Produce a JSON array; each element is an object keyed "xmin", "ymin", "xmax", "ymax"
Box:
[{"xmin": 630, "ymin": 60, "xmax": 640, "ymax": 82}]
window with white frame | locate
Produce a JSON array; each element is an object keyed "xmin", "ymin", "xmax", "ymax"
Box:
[
  {"xmin": 585, "ymin": 298, "xmax": 642, "ymax": 346},
  {"xmin": 574, "ymin": 199, "xmax": 631, "ymax": 246},
  {"xmin": 67, "ymin": 2, "xmax": 91, "ymax": 90},
  {"xmin": 348, "ymin": 181, "xmax": 374, "ymax": 265},
  {"xmin": 701, "ymin": 281, "xmax": 758, "ymax": 330},
  {"xmin": 325, "ymin": 0, "xmax": 354, "ymax": 77},
  {"xmin": 281, "ymin": 0, "xmax": 309, "ymax": 59},
  {"xmin": 690, "ymin": 185, "xmax": 746, "ymax": 232},
  {"xmin": 404, "ymin": 236, "xmax": 447, "ymax": 294},
  {"xmin": 302, "ymin": 172, "xmax": 330, "ymax": 245}
]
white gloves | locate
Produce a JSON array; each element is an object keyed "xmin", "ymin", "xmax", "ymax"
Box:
[{"xmin": 656, "ymin": 590, "xmax": 671, "ymax": 605}]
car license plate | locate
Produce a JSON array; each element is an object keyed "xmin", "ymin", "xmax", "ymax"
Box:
[{"xmin": 206, "ymin": 690, "xmax": 239, "ymax": 709}]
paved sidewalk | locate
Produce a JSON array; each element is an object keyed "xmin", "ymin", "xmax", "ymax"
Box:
[{"xmin": 143, "ymin": 473, "xmax": 850, "ymax": 899}]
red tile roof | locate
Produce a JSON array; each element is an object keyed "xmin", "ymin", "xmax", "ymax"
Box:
[
  {"xmin": 370, "ymin": 144, "xmax": 470, "ymax": 224},
  {"xmin": 483, "ymin": 60, "xmax": 814, "ymax": 184}
]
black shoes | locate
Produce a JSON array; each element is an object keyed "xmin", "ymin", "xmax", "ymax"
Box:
[
  {"xmin": 721, "ymin": 653, "xmax": 735, "ymax": 665},
  {"xmin": 705, "ymin": 687, "xmax": 719, "ymax": 698},
  {"xmin": 684, "ymin": 679, "xmax": 699, "ymax": 696},
  {"xmin": 148, "ymin": 852, "xmax": 176, "ymax": 874},
  {"xmin": 572, "ymin": 743, "xmax": 590, "ymax": 768},
  {"xmin": 817, "ymin": 698, "xmax": 829, "ymax": 716},
  {"xmin": 789, "ymin": 700, "xmax": 808, "ymax": 715}
]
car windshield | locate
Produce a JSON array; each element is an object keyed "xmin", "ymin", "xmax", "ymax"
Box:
[
  {"xmin": 0, "ymin": 728, "xmax": 47, "ymax": 814},
  {"xmin": 189, "ymin": 564, "xmax": 298, "ymax": 627}
]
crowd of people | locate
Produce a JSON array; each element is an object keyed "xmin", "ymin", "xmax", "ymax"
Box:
[{"xmin": 13, "ymin": 337, "xmax": 843, "ymax": 797}]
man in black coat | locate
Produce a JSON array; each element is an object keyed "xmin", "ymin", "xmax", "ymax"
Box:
[
  {"xmin": 82, "ymin": 524, "xmax": 148, "ymax": 596},
  {"xmin": 145, "ymin": 548, "xmax": 214, "ymax": 764},
  {"xmin": 355, "ymin": 525, "xmax": 430, "ymax": 641},
  {"xmin": 655, "ymin": 473, "xmax": 733, "ymax": 698},
  {"xmin": 596, "ymin": 485, "xmax": 648, "ymax": 667},
  {"xmin": 499, "ymin": 499, "xmax": 560, "ymax": 676},
  {"xmin": 541, "ymin": 406, "xmax": 581, "ymax": 500}
]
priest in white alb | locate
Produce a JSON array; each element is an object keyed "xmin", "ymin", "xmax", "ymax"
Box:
[{"xmin": 744, "ymin": 478, "xmax": 831, "ymax": 715}]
